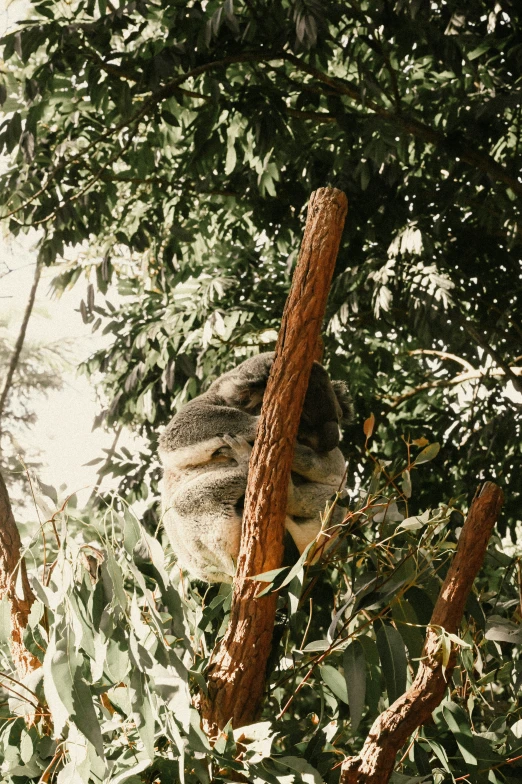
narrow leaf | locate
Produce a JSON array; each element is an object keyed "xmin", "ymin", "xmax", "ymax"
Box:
[
  {"xmin": 320, "ymin": 664, "xmax": 348, "ymax": 704},
  {"xmin": 414, "ymin": 442, "xmax": 440, "ymax": 465},
  {"xmin": 129, "ymin": 669, "xmax": 155, "ymax": 760},
  {"xmin": 50, "ymin": 633, "xmax": 104, "ymax": 757},
  {"xmin": 443, "ymin": 702, "xmax": 477, "ymax": 766},
  {"xmin": 343, "ymin": 640, "xmax": 366, "ymax": 731},
  {"xmin": 376, "ymin": 623, "xmax": 407, "ymax": 704}
]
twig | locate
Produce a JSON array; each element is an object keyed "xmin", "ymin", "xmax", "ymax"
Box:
[
  {"xmin": 0, "ymin": 261, "xmax": 41, "ymax": 447},
  {"xmin": 408, "ymin": 349, "xmax": 475, "ymax": 373}
]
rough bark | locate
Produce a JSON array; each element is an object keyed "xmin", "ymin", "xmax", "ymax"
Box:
[
  {"xmin": 340, "ymin": 481, "xmax": 504, "ymax": 784},
  {"xmin": 0, "ymin": 471, "xmax": 41, "ymax": 678},
  {"xmin": 200, "ymin": 187, "xmax": 348, "ymax": 735}
]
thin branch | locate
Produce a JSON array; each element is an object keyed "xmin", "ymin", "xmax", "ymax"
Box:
[
  {"xmin": 31, "ymin": 129, "xmax": 138, "ymax": 226},
  {"xmin": 0, "ymin": 261, "xmax": 41, "ymax": 450},
  {"xmin": 386, "ymin": 366, "xmax": 522, "ymax": 407},
  {"xmin": 286, "ymin": 108, "xmax": 337, "ymax": 122},
  {"xmin": 408, "ymin": 348, "xmax": 475, "ymax": 373},
  {"xmin": 1, "ymin": 51, "xmax": 282, "ymax": 221},
  {"xmin": 457, "ymin": 316, "xmax": 522, "ymax": 392},
  {"xmin": 3, "ymin": 46, "xmax": 521, "ymax": 226}
]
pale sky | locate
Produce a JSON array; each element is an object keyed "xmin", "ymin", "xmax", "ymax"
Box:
[
  {"xmin": 0, "ymin": 229, "xmax": 127, "ymax": 517},
  {"xmin": 0, "ymin": 1, "xmax": 131, "ymax": 517},
  {"xmin": 1, "ymin": 0, "xmax": 29, "ymax": 36}
]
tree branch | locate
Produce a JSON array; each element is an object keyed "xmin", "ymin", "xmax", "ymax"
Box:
[
  {"xmin": 199, "ymin": 187, "xmax": 348, "ymax": 735},
  {"xmin": 408, "ymin": 348, "xmax": 475, "ymax": 373},
  {"xmin": 4, "ymin": 46, "xmax": 520, "ymax": 226},
  {"xmin": 340, "ymin": 481, "xmax": 504, "ymax": 784},
  {"xmin": 0, "ymin": 470, "xmax": 40, "ymax": 679},
  {"xmin": 0, "ymin": 261, "xmax": 41, "ymax": 451},
  {"xmin": 386, "ymin": 366, "xmax": 522, "ymax": 408}
]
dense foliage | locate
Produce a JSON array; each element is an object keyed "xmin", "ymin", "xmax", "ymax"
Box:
[
  {"xmin": 0, "ymin": 314, "xmax": 68, "ymax": 508},
  {"xmin": 1, "ymin": 0, "xmax": 521, "ymax": 529},
  {"xmin": 1, "ymin": 447, "xmax": 521, "ymax": 783}
]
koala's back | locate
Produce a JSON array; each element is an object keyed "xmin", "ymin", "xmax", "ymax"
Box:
[{"xmin": 159, "ymin": 401, "xmax": 257, "ymax": 453}]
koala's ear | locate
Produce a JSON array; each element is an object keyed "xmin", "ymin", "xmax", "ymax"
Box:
[
  {"xmin": 216, "ymin": 377, "xmax": 265, "ymax": 411},
  {"xmin": 331, "ymin": 380, "xmax": 354, "ymax": 424}
]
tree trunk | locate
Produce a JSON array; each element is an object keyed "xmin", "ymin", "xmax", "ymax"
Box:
[
  {"xmin": 200, "ymin": 187, "xmax": 348, "ymax": 734},
  {"xmin": 0, "ymin": 470, "xmax": 41, "ymax": 678},
  {"xmin": 340, "ymin": 481, "xmax": 503, "ymax": 784}
]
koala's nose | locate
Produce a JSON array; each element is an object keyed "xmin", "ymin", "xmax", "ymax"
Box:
[{"xmin": 319, "ymin": 421, "xmax": 340, "ymax": 453}]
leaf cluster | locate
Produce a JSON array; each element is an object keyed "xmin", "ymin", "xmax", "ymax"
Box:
[
  {"xmin": 2, "ymin": 0, "xmax": 521, "ymax": 530},
  {"xmin": 1, "ymin": 442, "xmax": 521, "ymax": 783}
]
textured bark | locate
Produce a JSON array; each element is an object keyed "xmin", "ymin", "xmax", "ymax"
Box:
[
  {"xmin": 340, "ymin": 481, "xmax": 504, "ymax": 784},
  {"xmin": 200, "ymin": 187, "xmax": 348, "ymax": 734},
  {"xmin": 0, "ymin": 471, "xmax": 41, "ymax": 678}
]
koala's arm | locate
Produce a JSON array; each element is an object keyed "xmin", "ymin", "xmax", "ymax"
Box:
[
  {"xmin": 291, "ymin": 444, "xmax": 346, "ymax": 487},
  {"xmin": 162, "ymin": 439, "xmax": 251, "ymax": 584},
  {"xmin": 285, "ymin": 444, "xmax": 347, "ymax": 554}
]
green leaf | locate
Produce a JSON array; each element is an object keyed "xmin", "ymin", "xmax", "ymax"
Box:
[
  {"xmin": 376, "ymin": 623, "xmax": 407, "ymax": 704},
  {"xmin": 468, "ymin": 44, "xmax": 490, "ymax": 60},
  {"xmin": 485, "ymin": 615, "xmax": 522, "ymax": 644},
  {"xmin": 414, "ymin": 443, "xmax": 440, "ymax": 465},
  {"xmin": 391, "ymin": 598, "xmax": 424, "ymax": 666},
  {"xmin": 49, "ymin": 631, "xmax": 104, "ymax": 758},
  {"xmin": 401, "ymin": 469, "xmax": 412, "ymax": 499},
  {"xmin": 104, "ymin": 549, "xmax": 127, "ymax": 610},
  {"xmin": 343, "ymin": 640, "xmax": 366, "ymax": 731},
  {"xmin": 123, "ymin": 508, "xmax": 142, "ymax": 555},
  {"xmin": 320, "ymin": 664, "xmax": 349, "ymax": 704},
  {"xmin": 278, "ymin": 756, "xmax": 325, "ymax": 784},
  {"xmin": 398, "ymin": 509, "xmax": 430, "ymax": 531},
  {"xmin": 443, "ymin": 701, "xmax": 477, "ymax": 766},
  {"xmin": 105, "ymin": 635, "xmax": 131, "ymax": 684},
  {"xmin": 129, "ymin": 669, "xmax": 155, "ymax": 760}
]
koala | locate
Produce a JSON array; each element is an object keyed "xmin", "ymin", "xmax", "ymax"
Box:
[{"xmin": 159, "ymin": 353, "xmax": 351, "ymax": 583}]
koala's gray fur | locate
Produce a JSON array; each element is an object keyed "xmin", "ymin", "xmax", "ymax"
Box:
[{"xmin": 159, "ymin": 352, "xmax": 350, "ymax": 583}]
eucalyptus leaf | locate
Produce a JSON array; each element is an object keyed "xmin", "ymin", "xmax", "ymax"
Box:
[
  {"xmin": 343, "ymin": 640, "xmax": 366, "ymax": 731},
  {"xmin": 320, "ymin": 665, "xmax": 349, "ymax": 704},
  {"xmin": 376, "ymin": 623, "xmax": 407, "ymax": 704}
]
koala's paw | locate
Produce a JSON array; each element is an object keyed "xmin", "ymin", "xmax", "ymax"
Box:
[{"xmin": 222, "ymin": 434, "xmax": 253, "ymax": 465}]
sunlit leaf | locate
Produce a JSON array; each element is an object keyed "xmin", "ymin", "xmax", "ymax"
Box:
[{"xmin": 414, "ymin": 443, "xmax": 440, "ymax": 465}]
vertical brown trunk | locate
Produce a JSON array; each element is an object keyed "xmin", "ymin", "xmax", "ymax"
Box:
[
  {"xmin": 0, "ymin": 471, "xmax": 41, "ymax": 678},
  {"xmin": 200, "ymin": 187, "xmax": 348, "ymax": 734}
]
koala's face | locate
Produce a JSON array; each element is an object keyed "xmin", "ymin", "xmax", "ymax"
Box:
[
  {"xmin": 297, "ymin": 417, "xmax": 340, "ymax": 453},
  {"xmin": 201, "ymin": 352, "xmax": 346, "ymax": 453},
  {"xmin": 298, "ymin": 363, "xmax": 342, "ymax": 453}
]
